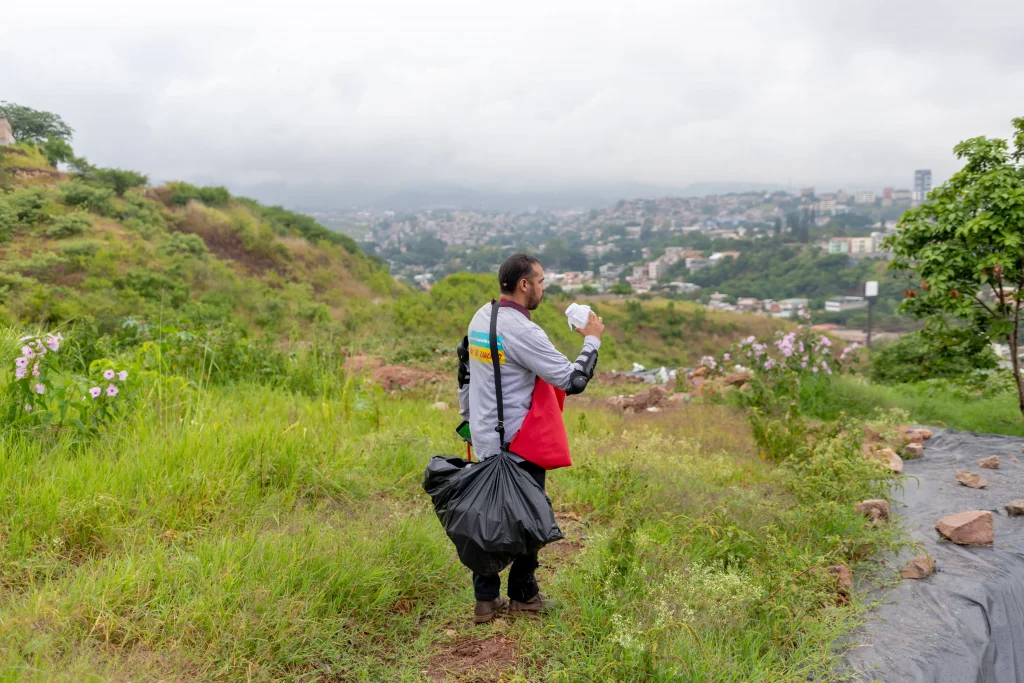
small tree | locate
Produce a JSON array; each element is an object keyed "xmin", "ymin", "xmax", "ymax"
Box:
[
  {"xmin": 0, "ymin": 102, "xmax": 74, "ymax": 143},
  {"xmin": 884, "ymin": 116, "xmax": 1024, "ymax": 415}
]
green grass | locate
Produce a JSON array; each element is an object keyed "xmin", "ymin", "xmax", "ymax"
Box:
[
  {"xmin": 0, "ymin": 375, "xmax": 900, "ymax": 681},
  {"xmin": 799, "ymin": 374, "xmax": 1024, "ymax": 436}
]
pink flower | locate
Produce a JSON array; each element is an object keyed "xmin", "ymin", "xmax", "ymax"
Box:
[
  {"xmin": 15, "ymin": 368, "xmax": 27, "ymax": 380},
  {"xmin": 89, "ymin": 387, "xmax": 102, "ymax": 399},
  {"xmin": 801, "ymin": 361, "xmax": 807, "ymax": 368},
  {"xmin": 811, "ymin": 366, "xmax": 818, "ymax": 373},
  {"xmin": 34, "ymin": 384, "xmax": 45, "ymax": 394},
  {"xmin": 106, "ymin": 384, "xmax": 118, "ymax": 397},
  {"xmin": 45, "ymin": 337, "xmax": 59, "ymax": 352},
  {"xmin": 723, "ymin": 353, "xmax": 731, "ymax": 361},
  {"xmin": 21, "ymin": 346, "xmax": 35, "ymax": 359},
  {"xmin": 15, "ymin": 357, "xmax": 27, "ymax": 368},
  {"xmin": 19, "ymin": 336, "xmax": 33, "ymax": 342},
  {"xmin": 117, "ymin": 370, "xmax": 128, "ymax": 381},
  {"xmin": 103, "ymin": 369, "xmax": 115, "ymax": 380}
]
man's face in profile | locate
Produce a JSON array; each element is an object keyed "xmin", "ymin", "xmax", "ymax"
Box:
[{"xmin": 525, "ymin": 264, "xmax": 546, "ymax": 310}]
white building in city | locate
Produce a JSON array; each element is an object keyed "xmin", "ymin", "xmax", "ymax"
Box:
[{"xmin": 854, "ymin": 190, "xmax": 876, "ymax": 204}]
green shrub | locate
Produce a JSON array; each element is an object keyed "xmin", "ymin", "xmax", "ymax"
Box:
[
  {"xmin": 61, "ymin": 181, "xmax": 115, "ymax": 216},
  {"xmin": 0, "ymin": 199, "xmax": 15, "ymax": 240},
  {"xmin": 60, "ymin": 240, "xmax": 101, "ymax": 258},
  {"xmin": 90, "ymin": 168, "xmax": 148, "ymax": 196},
  {"xmin": 118, "ymin": 270, "xmax": 188, "ymax": 306},
  {"xmin": 870, "ymin": 325, "xmax": 997, "ymax": 384},
  {"xmin": 6, "ymin": 186, "xmax": 51, "ymax": 226},
  {"xmin": 161, "ymin": 232, "xmax": 209, "ymax": 258},
  {"xmin": 45, "ymin": 211, "xmax": 92, "ymax": 239},
  {"xmin": 167, "ymin": 182, "xmax": 231, "ymax": 207}
]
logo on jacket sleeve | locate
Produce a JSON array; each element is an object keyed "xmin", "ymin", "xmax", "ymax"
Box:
[{"xmin": 468, "ymin": 330, "xmax": 505, "ymax": 363}]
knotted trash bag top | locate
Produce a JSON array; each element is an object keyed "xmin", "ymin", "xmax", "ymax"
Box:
[{"xmin": 423, "ymin": 451, "xmax": 563, "ymax": 576}]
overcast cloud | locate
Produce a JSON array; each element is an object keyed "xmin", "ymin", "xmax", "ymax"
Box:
[{"xmin": 3, "ymin": 0, "xmax": 1023, "ymax": 206}]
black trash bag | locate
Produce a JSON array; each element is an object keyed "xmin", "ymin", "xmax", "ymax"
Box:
[{"xmin": 423, "ymin": 451, "xmax": 564, "ymax": 576}]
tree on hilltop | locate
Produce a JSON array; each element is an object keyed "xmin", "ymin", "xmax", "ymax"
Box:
[
  {"xmin": 885, "ymin": 116, "xmax": 1024, "ymax": 416},
  {"xmin": 0, "ymin": 101, "xmax": 74, "ymax": 143}
]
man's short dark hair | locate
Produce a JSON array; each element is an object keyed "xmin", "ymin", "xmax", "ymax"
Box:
[{"xmin": 499, "ymin": 253, "xmax": 541, "ymax": 295}]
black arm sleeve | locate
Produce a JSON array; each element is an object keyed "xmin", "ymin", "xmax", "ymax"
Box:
[
  {"xmin": 565, "ymin": 347, "xmax": 599, "ymax": 395},
  {"xmin": 457, "ymin": 335, "xmax": 470, "ymax": 388}
]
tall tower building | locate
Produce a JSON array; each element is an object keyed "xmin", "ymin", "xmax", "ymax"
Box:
[{"xmin": 914, "ymin": 170, "xmax": 932, "ymax": 202}]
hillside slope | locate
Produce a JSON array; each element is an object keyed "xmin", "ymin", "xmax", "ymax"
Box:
[
  {"xmin": 1, "ymin": 144, "xmax": 782, "ymax": 370},
  {"xmin": 0, "ymin": 145, "xmax": 399, "ymax": 337}
]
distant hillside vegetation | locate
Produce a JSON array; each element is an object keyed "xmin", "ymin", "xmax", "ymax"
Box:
[
  {"xmin": 0, "ymin": 144, "xmax": 400, "ymax": 337},
  {"xmin": 1, "ymin": 142, "xmax": 781, "ymax": 369}
]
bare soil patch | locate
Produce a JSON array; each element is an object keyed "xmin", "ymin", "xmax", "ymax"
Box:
[{"xmin": 425, "ymin": 635, "xmax": 517, "ymax": 682}]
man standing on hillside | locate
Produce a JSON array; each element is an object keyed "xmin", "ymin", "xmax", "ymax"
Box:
[{"xmin": 456, "ymin": 253, "xmax": 604, "ymax": 623}]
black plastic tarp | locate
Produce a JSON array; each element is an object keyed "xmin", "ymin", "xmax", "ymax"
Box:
[{"xmin": 843, "ymin": 429, "xmax": 1024, "ymax": 683}]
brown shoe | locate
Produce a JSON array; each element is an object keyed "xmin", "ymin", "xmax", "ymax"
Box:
[
  {"xmin": 508, "ymin": 593, "xmax": 557, "ymax": 615},
  {"xmin": 473, "ymin": 596, "xmax": 508, "ymax": 624}
]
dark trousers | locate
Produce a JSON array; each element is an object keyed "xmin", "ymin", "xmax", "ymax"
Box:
[{"xmin": 472, "ymin": 459, "xmax": 546, "ymax": 602}]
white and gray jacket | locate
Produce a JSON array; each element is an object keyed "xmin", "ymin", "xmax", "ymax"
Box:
[{"xmin": 457, "ymin": 300, "xmax": 600, "ymax": 460}]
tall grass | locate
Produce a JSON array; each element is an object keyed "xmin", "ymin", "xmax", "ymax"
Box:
[
  {"xmin": 0, "ymin": 377, "xmax": 900, "ymax": 681},
  {"xmin": 799, "ymin": 374, "xmax": 1024, "ymax": 436}
]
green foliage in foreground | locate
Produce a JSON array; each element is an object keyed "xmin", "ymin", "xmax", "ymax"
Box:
[
  {"xmin": 886, "ymin": 116, "xmax": 1024, "ymax": 414},
  {"xmin": 797, "ymin": 372, "xmax": 1024, "ymax": 437},
  {"xmin": 0, "ymin": 324, "xmax": 902, "ymax": 681},
  {"xmin": 869, "ymin": 324, "xmax": 998, "ymax": 385}
]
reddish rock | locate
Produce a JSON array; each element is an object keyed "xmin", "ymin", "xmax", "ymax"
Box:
[
  {"xmin": 955, "ymin": 470, "xmax": 988, "ymax": 489},
  {"xmin": 722, "ymin": 371, "xmax": 751, "ymax": 387},
  {"xmin": 691, "ymin": 365, "xmax": 709, "ymax": 378},
  {"xmin": 909, "ymin": 428, "xmax": 933, "ymax": 441},
  {"xmin": 854, "ymin": 499, "xmax": 890, "ymax": 521},
  {"xmin": 901, "ymin": 555, "xmax": 936, "ymax": 579},
  {"xmin": 936, "ymin": 510, "xmax": 994, "ymax": 545},
  {"xmin": 905, "ymin": 431, "xmax": 925, "ymax": 445},
  {"xmin": 826, "ymin": 564, "xmax": 853, "ymax": 604},
  {"xmin": 1006, "ymin": 500, "xmax": 1024, "ymax": 517},
  {"xmin": 979, "ymin": 456, "xmax": 1000, "ymax": 470},
  {"xmin": 903, "ymin": 443, "xmax": 925, "ymax": 459},
  {"xmin": 868, "ymin": 447, "xmax": 903, "ymax": 474}
]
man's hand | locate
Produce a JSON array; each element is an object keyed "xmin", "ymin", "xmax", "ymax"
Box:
[{"xmin": 577, "ymin": 311, "xmax": 605, "ymax": 339}]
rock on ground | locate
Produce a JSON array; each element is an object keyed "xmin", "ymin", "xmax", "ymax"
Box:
[
  {"xmin": 431, "ymin": 402, "xmax": 449, "ymax": 411},
  {"xmin": 826, "ymin": 564, "xmax": 854, "ymax": 605},
  {"xmin": 903, "ymin": 443, "xmax": 925, "ymax": 459},
  {"xmin": 955, "ymin": 470, "xmax": 988, "ymax": 489},
  {"xmin": 901, "ymin": 555, "xmax": 936, "ymax": 579},
  {"xmin": 979, "ymin": 455, "xmax": 1000, "ymax": 469},
  {"xmin": 1006, "ymin": 500, "xmax": 1024, "ymax": 516},
  {"xmin": 867, "ymin": 447, "xmax": 903, "ymax": 474},
  {"xmin": 935, "ymin": 510, "xmax": 994, "ymax": 545},
  {"xmin": 854, "ymin": 499, "xmax": 890, "ymax": 521},
  {"xmin": 722, "ymin": 371, "xmax": 751, "ymax": 387}
]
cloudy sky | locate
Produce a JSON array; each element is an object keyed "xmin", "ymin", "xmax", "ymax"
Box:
[{"xmin": 3, "ymin": 0, "xmax": 1022, "ymax": 206}]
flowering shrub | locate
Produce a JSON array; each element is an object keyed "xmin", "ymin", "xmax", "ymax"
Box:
[
  {"xmin": 6, "ymin": 331, "xmax": 132, "ymax": 433},
  {"xmin": 10, "ymin": 333, "xmax": 63, "ymax": 420},
  {"xmin": 700, "ymin": 308, "xmax": 862, "ymax": 408}
]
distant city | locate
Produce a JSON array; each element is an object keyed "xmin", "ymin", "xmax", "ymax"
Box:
[{"xmin": 309, "ymin": 170, "xmax": 933, "ymax": 314}]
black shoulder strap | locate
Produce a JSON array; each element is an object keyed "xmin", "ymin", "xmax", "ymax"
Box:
[{"xmin": 489, "ymin": 299, "xmax": 507, "ymax": 451}]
